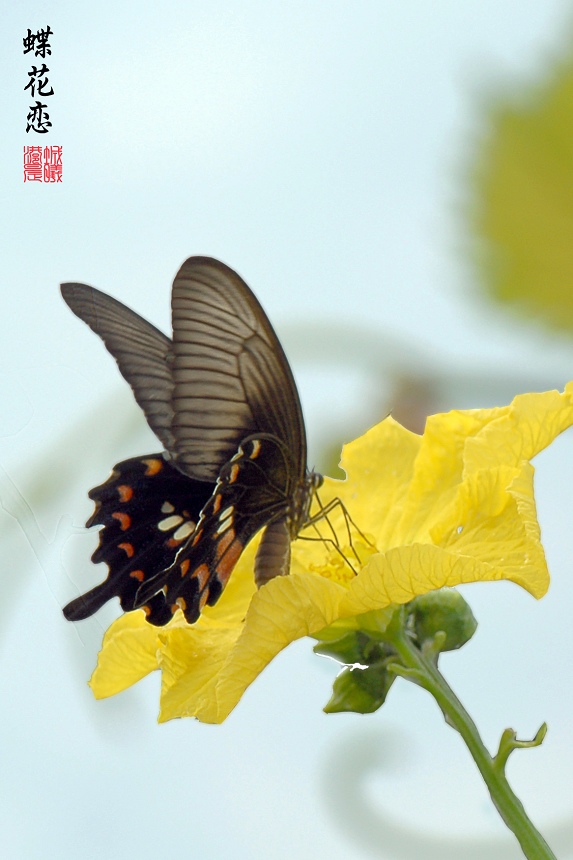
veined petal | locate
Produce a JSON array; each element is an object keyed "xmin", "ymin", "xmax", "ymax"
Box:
[
  {"xmin": 158, "ymin": 625, "xmax": 244, "ymax": 722},
  {"xmin": 395, "ymin": 408, "xmax": 509, "ymax": 544},
  {"xmin": 341, "ymin": 544, "xmax": 510, "ymax": 617},
  {"xmin": 162, "ymin": 573, "xmax": 347, "ymax": 724},
  {"xmin": 426, "ymin": 461, "xmax": 546, "ymax": 593},
  {"xmin": 464, "ymin": 387, "xmax": 573, "ymax": 471},
  {"xmin": 90, "ymin": 611, "xmax": 160, "ymax": 698},
  {"xmin": 335, "ymin": 417, "xmax": 421, "ymax": 544}
]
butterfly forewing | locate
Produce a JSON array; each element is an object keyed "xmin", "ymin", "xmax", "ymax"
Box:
[
  {"xmin": 60, "ymin": 284, "xmax": 176, "ymax": 453},
  {"xmin": 170, "ymin": 258, "xmax": 307, "ymax": 482}
]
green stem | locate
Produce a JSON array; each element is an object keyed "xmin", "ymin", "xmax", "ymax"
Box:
[{"xmin": 385, "ymin": 613, "xmax": 556, "ymax": 860}]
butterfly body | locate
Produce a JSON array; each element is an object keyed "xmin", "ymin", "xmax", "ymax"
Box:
[{"xmin": 62, "ymin": 257, "xmax": 320, "ymax": 626}]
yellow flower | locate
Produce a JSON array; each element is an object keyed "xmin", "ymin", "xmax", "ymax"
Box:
[{"xmin": 90, "ymin": 385, "xmax": 573, "ymax": 723}]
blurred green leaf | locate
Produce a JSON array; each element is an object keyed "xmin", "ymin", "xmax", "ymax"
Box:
[{"xmin": 473, "ymin": 54, "xmax": 573, "ymax": 331}]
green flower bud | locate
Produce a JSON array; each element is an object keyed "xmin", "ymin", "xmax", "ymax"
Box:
[{"xmin": 408, "ymin": 588, "xmax": 477, "ymax": 652}]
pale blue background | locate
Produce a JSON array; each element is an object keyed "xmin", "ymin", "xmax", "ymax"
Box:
[{"xmin": 2, "ymin": 3, "xmax": 573, "ymax": 858}]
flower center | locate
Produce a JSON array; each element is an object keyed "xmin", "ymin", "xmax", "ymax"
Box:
[{"xmin": 309, "ymin": 536, "xmax": 377, "ymax": 586}]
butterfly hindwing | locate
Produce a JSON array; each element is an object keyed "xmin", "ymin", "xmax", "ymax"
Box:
[
  {"xmin": 63, "ymin": 455, "xmax": 213, "ymax": 626},
  {"xmin": 135, "ymin": 434, "xmax": 294, "ymax": 624}
]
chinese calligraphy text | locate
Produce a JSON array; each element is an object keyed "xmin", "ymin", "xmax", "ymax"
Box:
[{"xmin": 23, "ymin": 26, "xmax": 62, "ymax": 181}]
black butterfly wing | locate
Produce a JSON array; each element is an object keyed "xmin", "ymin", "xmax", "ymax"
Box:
[
  {"xmin": 63, "ymin": 455, "xmax": 213, "ymax": 626},
  {"xmin": 136, "ymin": 434, "xmax": 295, "ymax": 625},
  {"xmin": 60, "ymin": 283, "xmax": 176, "ymax": 454},
  {"xmin": 61, "ymin": 258, "xmax": 313, "ymax": 625},
  {"xmin": 169, "ymin": 257, "xmax": 308, "ymax": 482},
  {"xmin": 61, "ymin": 259, "xmax": 307, "ymax": 484}
]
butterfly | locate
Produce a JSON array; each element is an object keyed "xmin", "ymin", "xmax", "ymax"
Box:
[{"xmin": 62, "ymin": 256, "xmax": 322, "ymax": 626}]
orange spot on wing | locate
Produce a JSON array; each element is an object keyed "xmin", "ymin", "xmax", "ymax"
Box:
[
  {"xmin": 212, "ymin": 494, "xmax": 222, "ymax": 514},
  {"xmin": 142, "ymin": 605, "xmax": 151, "ymax": 617},
  {"xmin": 215, "ymin": 528, "xmax": 235, "ymax": 559},
  {"xmin": 167, "ymin": 537, "xmax": 181, "ymax": 548},
  {"xmin": 192, "ymin": 527, "xmax": 204, "ymax": 547},
  {"xmin": 192, "ymin": 563, "xmax": 210, "ymax": 591},
  {"xmin": 129, "ymin": 569, "xmax": 145, "ymax": 582},
  {"xmin": 143, "ymin": 458, "xmax": 163, "ymax": 476},
  {"xmin": 215, "ymin": 537, "xmax": 243, "ymax": 586},
  {"xmin": 199, "ymin": 589, "xmax": 210, "ymax": 611},
  {"xmin": 180, "ymin": 559, "xmax": 190, "ymax": 577},
  {"xmin": 117, "ymin": 484, "xmax": 133, "ymax": 502},
  {"xmin": 229, "ymin": 464, "xmax": 239, "ymax": 484},
  {"xmin": 171, "ymin": 597, "xmax": 186, "ymax": 614},
  {"xmin": 118, "ymin": 542, "xmax": 134, "ymax": 558},
  {"xmin": 112, "ymin": 512, "xmax": 131, "ymax": 531}
]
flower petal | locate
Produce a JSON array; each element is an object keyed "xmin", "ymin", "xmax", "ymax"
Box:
[
  {"xmin": 90, "ymin": 611, "xmax": 159, "ymax": 698},
  {"xmin": 465, "ymin": 387, "xmax": 573, "ymax": 470},
  {"xmin": 157, "ymin": 624, "xmax": 243, "ymax": 722},
  {"xmin": 161, "ymin": 573, "xmax": 347, "ymax": 723},
  {"xmin": 394, "ymin": 408, "xmax": 508, "ymax": 545},
  {"xmin": 430, "ymin": 461, "xmax": 547, "ymax": 597},
  {"xmin": 335, "ymin": 417, "xmax": 421, "ymax": 543},
  {"xmin": 341, "ymin": 544, "xmax": 509, "ymax": 616}
]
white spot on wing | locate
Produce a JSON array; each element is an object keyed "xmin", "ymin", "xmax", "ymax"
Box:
[
  {"xmin": 215, "ymin": 517, "xmax": 233, "ymax": 536},
  {"xmin": 173, "ymin": 521, "xmax": 195, "ymax": 541},
  {"xmin": 158, "ymin": 514, "xmax": 184, "ymax": 532}
]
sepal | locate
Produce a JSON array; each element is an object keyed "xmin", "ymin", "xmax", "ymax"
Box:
[
  {"xmin": 323, "ymin": 663, "xmax": 395, "ymax": 714},
  {"xmin": 313, "ymin": 630, "xmax": 387, "ymax": 665}
]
